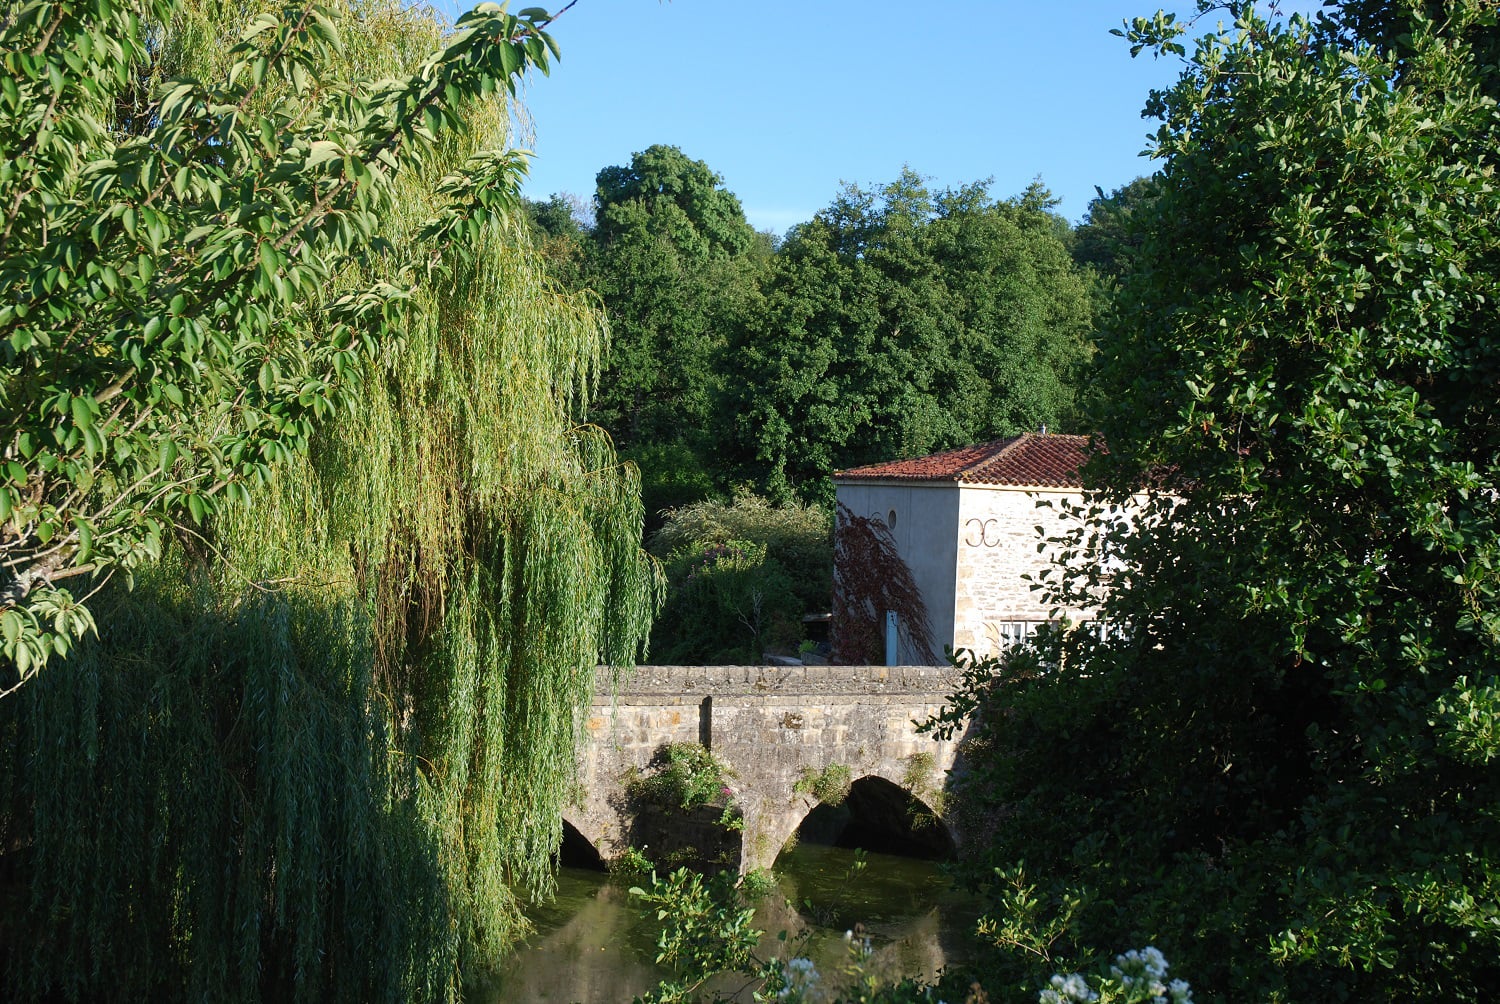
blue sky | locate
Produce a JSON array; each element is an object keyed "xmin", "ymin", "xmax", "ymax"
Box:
[{"xmin": 463, "ymin": 1, "xmax": 1324, "ymax": 232}]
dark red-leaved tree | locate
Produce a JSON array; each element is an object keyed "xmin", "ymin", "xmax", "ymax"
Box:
[{"xmin": 831, "ymin": 504, "xmax": 936, "ymax": 665}]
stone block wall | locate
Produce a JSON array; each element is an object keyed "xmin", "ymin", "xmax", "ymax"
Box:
[
  {"xmin": 567, "ymin": 665, "xmax": 967, "ymax": 872},
  {"xmin": 609, "ymin": 663, "xmax": 963, "ymax": 697},
  {"xmin": 952, "ymin": 486, "xmax": 1092, "ymax": 657}
]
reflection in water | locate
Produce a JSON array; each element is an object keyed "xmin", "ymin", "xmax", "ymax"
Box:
[
  {"xmin": 492, "ymin": 844, "xmax": 979, "ymax": 1003},
  {"xmin": 483, "ymin": 875, "xmax": 662, "ymax": 1003}
]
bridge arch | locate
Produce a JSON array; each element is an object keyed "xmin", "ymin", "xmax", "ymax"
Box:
[
  {"xmin": 773, "ymin": 773, "xmax": 955, "ymax": 865},
  {"xmin": 558, "ymin": 815, "xmax": 609, "ymax": 871},
  {"xmin": 574, "ymin": 664, "xmax": 970, "ymax": 873}
]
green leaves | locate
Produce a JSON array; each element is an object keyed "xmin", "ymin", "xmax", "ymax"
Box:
[
  {"xmin": 0, "ymin": 2, "xmax": 663, "ymax": 1000},
  {"xmin": 628, "ymin": 866, "xmax": 775, "ymax": 1004},
  {"xmin": 0, "ymin": 0, "xmax": 562, "ymax": 683},
  {"xmin": 577, "ymin": 144, "xmax": 761, "ymax": 464},
  {"xmin": 1114, "ymin": 11, "xmax": 1187, "ymax": 59},
  {"xmin": 720, "ymin": 171, "xmax": 1095, "ymax": 503},
  {"xmin": 964, "ymin": 2, "xmax": 1500, "ymax": 998}
]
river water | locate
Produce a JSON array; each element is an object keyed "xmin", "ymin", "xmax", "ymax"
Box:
[{"xmin": 489, "ymin": 843, "xmax": 981, "ymax": 1003}]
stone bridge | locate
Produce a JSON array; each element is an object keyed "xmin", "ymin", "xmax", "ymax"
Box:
[{"xmin": 565, "ymin": 664, "xmax": 967, "ymax": 873}]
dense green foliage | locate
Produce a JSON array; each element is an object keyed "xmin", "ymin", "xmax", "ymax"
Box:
[
  {"xmin": 721, "ymin": 173, "xmax": 1095, "ymax": 504},
  {"xmin": 627, "ymin": 440, "xmax": 721, "ymax": 534},
  {"xmin": 521, "ymin": 191, "xmax": 591, "ymax": 288},
  {"xmin": 1070, "ymin": 176, "xmax": 1159, "ymax": 286},
  {"xmin": 649, "ymin": 492, "xmax": 831, "ymax": 613},
  {"xmin": 928, "ymin": 2, "xmax": 1500, "ymax": 999},
  {"xmin": 0, "ymin": 0, "xmax": 556, "ymax": 680},
  {"xmin": 0, "ymin": 0, "xmax": 658, "ymax": 1000},
  {"xmin": 520, "ymin": 146, "xmax": 771, "ymax": 521},
  {"xmin": 586, "ymin": 144, "xmax": 767, "ymax": 455},
  {"xmin": 627, "ymin": 742, "xmax": 736, "ymax": 814},
  {"xmin": 527, "ymin": 157, "xmax": 1099, "ymax": 510},
  {"xmin": 0, "ymin": 569, "xmax": 454, "ymax": 1002},
  {"xmin": 628, "ymin": 866, "xmax": 782, "ymax": 1004},
  {"xmin": 652, "ymin": 540, "xmax": 802, "ymax": 664},
  {"xmin": 647, "ymin": 493, "xmax": 830, "ymax": 663},
  {"xmin": 793, "ymin": 763, "xmax": 853, "ymax": 806}
]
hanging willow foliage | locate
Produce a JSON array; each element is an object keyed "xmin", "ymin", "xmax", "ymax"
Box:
[{"xmin": 0, "ymin": 0, "xmax": 659, "ymax": 1001}]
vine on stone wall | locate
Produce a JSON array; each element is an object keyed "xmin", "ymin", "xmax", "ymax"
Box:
[
  {"xmin": 793, "ymin": 764, "xmax": 853, "ymax": 806},
  {"xmin": 831, "ymin": 504, "xmax": 936, "ymax": 665}
]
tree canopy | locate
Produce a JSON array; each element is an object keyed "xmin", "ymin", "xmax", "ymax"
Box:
[
  {"xmin": 1070, "ymin": 175, "xmax": 1159, "ymax": 284},
  {"xmin": 0, "ymin": 0, "xmax": 561, "ymax": 681},
  {"xmin": 586, "ymin": 144, "xmax": 765, "ymax": 453},
  {"xmin": 935, "ymin": 1, "xmax": 1500, "ymax": 998},
  {"xmin": 721, "ymin": 171, "xmax": 1095, "ymax": 503},
  {"xmin": 646, "ymin": 492, "xmax": 830, "ymax": 664},
  {"xmin": 522, "ymin": 155, "xmax": 1099, "ymax": 519},
  {"xmin": 0, "ymin": 0, "xmax": 658, "ymax": 1000}
]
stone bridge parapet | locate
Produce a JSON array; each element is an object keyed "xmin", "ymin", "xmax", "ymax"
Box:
[{"xmin": 570, "ymin": 665, "xmax": 967, "ymax": 873}]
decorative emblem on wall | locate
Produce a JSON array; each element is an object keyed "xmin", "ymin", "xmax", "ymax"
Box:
[{"xmin": 963, "ymin": 517, "xmax": 1004, "ymax": 548}]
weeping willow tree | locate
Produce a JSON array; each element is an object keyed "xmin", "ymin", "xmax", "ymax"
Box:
[{"xmin": 0, "ymin": 0, "xmax": 658, "ymax": 1000}]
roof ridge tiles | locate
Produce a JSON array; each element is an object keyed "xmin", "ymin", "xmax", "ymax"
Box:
[
  {"xmin": 965, "ymin": 433, "xmax": 1029, "ymax": 480},
  {"xmin": 834, "ymin": 432, "xmax": 1093, "ymax": 487}
]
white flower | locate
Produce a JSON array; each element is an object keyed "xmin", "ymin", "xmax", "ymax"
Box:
[
  {"xmin": 1040, "ymin": 971, "xmax": 1097, "ymax": 1003},
  {"xmin": 1113, "ymin": 945, "xmax": 1170, "ymax": 988},
  {"xmin": 778, "ymin": 956, "xmax": 821, "ymax": 1001},
  {"xmin": 1046, "ymin": 948, "xmax": 1187, "ymax": 1004}
]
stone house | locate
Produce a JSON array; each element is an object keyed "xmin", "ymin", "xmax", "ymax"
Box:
[{"xmin": 833, "ymin": 433, "xmax": 1099, "ymax": 664}]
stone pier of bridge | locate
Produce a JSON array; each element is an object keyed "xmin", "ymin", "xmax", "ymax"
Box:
[{"xmin": 566, "ymin": 664, "xmax": 967, "ymax": 873}]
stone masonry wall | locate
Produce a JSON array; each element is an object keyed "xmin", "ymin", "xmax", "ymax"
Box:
[
  {"xmin": 568, "ymin": 665, "xmax": 966, "ymax": 872},
  {"xmin": 951, "ymin": 486, "xmax": 1092, "ymax": 658},
  {"xmin": 611, "ymin": 663, "xmax": 963, "ymax": 697}
]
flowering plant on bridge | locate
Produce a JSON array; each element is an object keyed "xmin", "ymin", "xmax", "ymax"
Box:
[
  {"xmin": 628, "ymin": 741, "xmax": 739, "ymax": 814},
  {"xmin": 793, "ymin": 763, "xmax": 852, "ymax": 807}
]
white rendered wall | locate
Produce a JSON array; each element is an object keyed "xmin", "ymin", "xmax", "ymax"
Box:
[{"xmin": 835, "ymin": 483, "xmax": 959, "ymax": 664}]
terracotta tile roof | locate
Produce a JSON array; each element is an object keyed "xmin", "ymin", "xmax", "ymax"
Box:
[{"xmin": 834, "ymin": 433, "xmax": 1095, "ymax": 488}]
